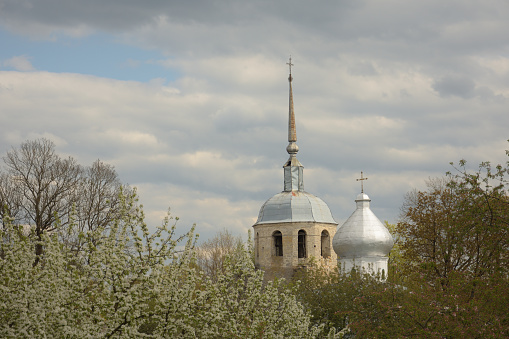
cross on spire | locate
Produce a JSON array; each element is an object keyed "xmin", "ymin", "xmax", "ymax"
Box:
[
  {"xmin": 287, "ymin": 56, "xmax": 293, "ymax": 81},
  {"xmin": 356, "ymin": 171, "xmax": 368, "ymax": 193}
]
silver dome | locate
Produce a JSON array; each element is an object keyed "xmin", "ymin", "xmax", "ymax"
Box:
[
  {"xmin": 333, "ymin": 193, "xmax": 394, "ymax": 258},
  {"xmin": 255, "ymin": 191, "xmax": 337, "ymax": 225}
]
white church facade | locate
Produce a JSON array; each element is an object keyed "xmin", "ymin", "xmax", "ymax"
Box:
[{"xmin": 253, "ymin": 59, "xmax": 393, "ymax": 279}]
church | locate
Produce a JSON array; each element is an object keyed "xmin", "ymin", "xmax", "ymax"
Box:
[{"xmin": 252, "ymin": 59, "xmax": 394, "ymax": 279}]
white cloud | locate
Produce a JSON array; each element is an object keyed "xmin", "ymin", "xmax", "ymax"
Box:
[
  {"xmin": 134, "ymin": 182, "xmax": 260, "ymax": 241},
  {"xmin": 102, "ymin": 129, "xmax": 159, "ymax": 147},
  {"xmin": 3, "ymin": 55, "xmax": 35, "ymax": 71}
]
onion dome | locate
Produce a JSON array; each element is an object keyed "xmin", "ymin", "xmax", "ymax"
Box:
[
  {"xmin": 254, "ymin": 57, "xmax": 336, "ymax": 226},
  {"xmin": 333, "ymin": 193, "xmax": 394, "ymax": 258}
]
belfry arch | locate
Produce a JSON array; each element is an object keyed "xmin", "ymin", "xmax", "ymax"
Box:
[
  {"xmin": 298, "ymin": 230, "xmax": 307, "ymax": 258},
  {"xmin": 273, "ymin": 231, "xmax": 283, "ymax": 256},
  {"xmin": 321, "ymin": 230, "xmax": 331, "ymax": 258}
]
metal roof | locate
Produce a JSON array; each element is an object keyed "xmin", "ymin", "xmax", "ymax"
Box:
[
  {"xmin": 333, "ymin": 193, "xmax": 394, "ymax": 258},
  {"xmin": 254, "ymin": 191, "xmax": 337, "ymax": 225}
]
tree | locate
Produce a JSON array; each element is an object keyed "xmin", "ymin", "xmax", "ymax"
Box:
[
  {"xmin": 0, "ymin": 139, "xmax": 83, "ymax": 261},
  {"xmin": 1, "ymin": 188, "xmax": 333, "ymax": 338},
  {"xmin": 0, "ymin": 189, "xmax": 196, "ymax": 338},
  {"xmin": 346, "ymin": 269, "xmax": 509, "ymax": 338},
  {"xmin": 291, "ymin": 150, "xmax": 509, "ymax": 338},
  {"xmin": 447, "ymin": 159, "xmax": 509, "ymax": 278},
  {"xmin": 63, "ymin": 159, "xmax": 125, "ymax": 254},
  {"xmin": 351, "ymin": 153, "xmax": 509, "ymax": 338},
  {"xmin": 383, "ymin": 221, "xmax": 404, "ymax": 283},
  {"xmin": 0, "ymin": 139, "xmax": 127, "ymax": 261},
  {"xmin": 397, "ymin": 174, "xmax": 508, "ymax": 284},
  {"xmin": 0, "ymin": 139, "xmax": 82, "ymax": 232},
  {"xmin": 194, "ymin": 228, "xmax": 245, "ymax": 281}
]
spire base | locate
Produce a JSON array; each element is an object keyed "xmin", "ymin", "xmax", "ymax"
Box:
[{"xmin": 283, "ymin": 155, "xmax": 303, "ymax": 168}]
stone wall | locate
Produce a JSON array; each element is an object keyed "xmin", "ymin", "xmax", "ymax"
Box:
[{"xmin": 253, "ymin": 222, "xmax": 338, "ymax": 279}]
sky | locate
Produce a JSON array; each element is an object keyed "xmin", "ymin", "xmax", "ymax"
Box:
[{"xmin": 1, "ymin": 0, "xmax": 509, "ymax": 243}]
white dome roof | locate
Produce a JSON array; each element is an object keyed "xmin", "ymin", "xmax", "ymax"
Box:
[
  {"xmin": 254, "ymin": 191, "xmax": 337, "ymax": 225},
  {"xmin": 333, "ymin": 193, "xmax": 393, "ymax": 258}
]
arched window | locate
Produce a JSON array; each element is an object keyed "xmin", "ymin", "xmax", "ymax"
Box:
[
  {"xmin": 273, "ymin": 231, "xmax": 283, "ymax": 256},
  {"xmin": 256, "ymin": 232, "xmax": 259, "ymax": 258},
  {"xmin": 321, "ymin": 230, "xmax": 330, "ymax": 258},
  {"xmin": 298, "ymin": 230, "xmax": 306, "ymax": 258}
]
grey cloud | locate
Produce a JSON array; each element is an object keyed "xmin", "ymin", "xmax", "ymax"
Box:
[
  {"xmin": 2, "ymin": 1, "xmax": 507, "ymax": 56},
  {"xmin": 432, "ymin": 75, "xmax": 476, "ymax": 98},
  {"xmin": 347, "ymin": 61, "xmax": 378, "ymax": 76}
]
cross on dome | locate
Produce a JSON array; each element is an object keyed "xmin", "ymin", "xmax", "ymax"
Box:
[{"xmin": 357, "ymin": 171, "xmax": 368, "ymax": 193}]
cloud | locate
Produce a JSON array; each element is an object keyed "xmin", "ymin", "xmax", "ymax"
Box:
[
  {"xmin": 3, "ymin": 55, "xmax": 35, "ymax": 71},
  {"xmin": 2, "ymin": 67, "xmax": 508, "ymax": 234},
  {"xmin": 1, "ymin": 1, "xmax": 509, "ymax": 240},
  {"xmin": 102, "ymin": 129, "xmax": 159, "ymax": 147},
  {"xmin": 432, "ymin": 75, "xmax": 476, "ymax": 98}
]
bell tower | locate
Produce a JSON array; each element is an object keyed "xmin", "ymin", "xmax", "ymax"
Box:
[{"xmin": 253, "ymin": 58, "xmax": 338, "ymax": 279}]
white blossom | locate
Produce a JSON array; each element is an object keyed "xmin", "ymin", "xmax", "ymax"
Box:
[{"xmin": 0, "ymin": 190, "xmax": 335, "ymax": 338}]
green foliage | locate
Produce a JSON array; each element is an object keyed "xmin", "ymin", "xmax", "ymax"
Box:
[
  {"xmin": 348, "ymin": 269, "xmax": 509, "ymax": 338},
  {"xmin": 398, "ymin": 168, "xmax": 508, "ymax": 284},
  {"xmin": 384, "ymin": 221, "xmax": 404, "ymax": 283},
  {"xmin": 347, "ymin": 149, "xmax": 509, "ymax": 337},
  {"xmin": 293, "ymin": 260, "xmax": 509, "ymax": 338},
  {"xmin": 295, "ymin": 147, "xmax": 509, "ymax": 338},
  {"xmin": 291, "ymin": 265, "xmax": 384, "ymax": 336}
]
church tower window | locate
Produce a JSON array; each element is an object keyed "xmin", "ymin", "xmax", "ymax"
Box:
[
  {"xmin": 298, "ymin": 230, "xmax": 307, "ymax": 258},
  {"xmin": 273, "ymin": 231, "xmax": 283, "ymax": 256},
  {"xmin": 321, "ymin": 230, "xmax": 331, "ymax": 258},
  {"xmin": 256, "ymin": 232, "xmax": 260, "ymax": 258}
]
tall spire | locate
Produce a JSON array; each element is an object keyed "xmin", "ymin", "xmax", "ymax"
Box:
[
  {"xmin": 283, "ymin": 57, "xmax": 304, "ymax": 192},
  {"xmin": 286, "ymin": 56, "xmax": 298, "ymax": 156}
]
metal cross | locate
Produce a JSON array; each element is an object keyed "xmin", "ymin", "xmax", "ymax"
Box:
[
  {"xmin": 286, "ymin": 56, "xmax": 294, "ymax": 75},
  {"xmin": 356, "ymin": 171, "xmax": 368, "ymax": 193}
]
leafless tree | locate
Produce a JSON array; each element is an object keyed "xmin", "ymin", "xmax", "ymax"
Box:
[
  {"xmin": 194, "ymin": 228, "xmax": 245, "ymax": 281},
  {"xmin": 0, "ymin": 139, "xmax": 82, "ymax": 261},
  {"xmin": 61, "ymin": 159, "xmax": 126, "ymax": 253},
  {"xmin": 0, "ymin": 138, "xmax": 128, "ymax": 262}
]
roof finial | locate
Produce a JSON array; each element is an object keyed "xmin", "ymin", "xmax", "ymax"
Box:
[
  {"xmin": 287, "ymin": 56, "xmax": 294, "ymax": 82},
  {"xmin": 357, "ymin": 171, "xmax": 368, "ymax": 193},
  {"xmin": 286, "ymin": 56, "xmax": 298, "ymax": 155}
]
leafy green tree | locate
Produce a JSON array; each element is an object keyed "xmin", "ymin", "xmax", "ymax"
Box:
[
  {"xmin": 347, "ymin": 269, "xmax": 509, "ymax": 338},
  {"xmin": 447, "ymin": 158, "xmax": 509, "ymax": 278},
  {"xmin": 383, "ymin": 221, "xmax": 404, "ymax": 283},
  {"xmin": 292, "ymin": 264, "xmax": 389, "ymax": 337},
  {"xmin": 397, "ymin": 173, "xmax": 508, "ymax": 285},
  {"xmin": 348, "ymin": 152, "xmax": 509, "ymax": 338}
]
